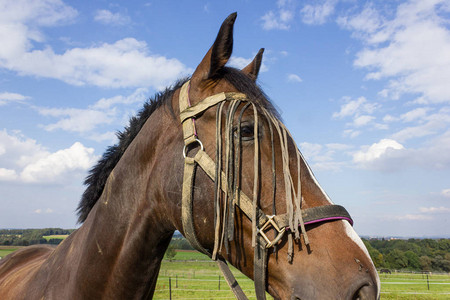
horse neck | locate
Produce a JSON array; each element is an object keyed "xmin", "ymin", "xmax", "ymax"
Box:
[{"xmin": 41, "ymin": 106, "xmax": 179, "ymax": 299}]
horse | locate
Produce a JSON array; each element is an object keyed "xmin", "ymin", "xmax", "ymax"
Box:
[
  {"xmin": 379, "ymin": 268, "xmax": 391, "ymax": 274},
  {"xmin": 0, "ymin": 13, "xmax": 380, "ymax": 300}
]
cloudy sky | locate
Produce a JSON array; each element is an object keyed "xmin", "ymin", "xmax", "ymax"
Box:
[{"xmin": 0, "ymin": 0, "xmax": 449, "ymax": 237}]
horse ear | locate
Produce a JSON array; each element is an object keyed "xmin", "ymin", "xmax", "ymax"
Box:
[
  {"xmin": 191, "ymin": 12, "xmax": 237, "ymax": 84},
  {"xmin": 242, "ymin": 48, "xmax": 264, "ymax": 81}
]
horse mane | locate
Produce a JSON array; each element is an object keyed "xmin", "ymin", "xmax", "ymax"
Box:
[
  {"xmin": 77, "ymin": 67, "xmax": 278, "ymax": 223},
  {"xmin": 76, "ymin": 78, "xmax": 188, "ymax": 223}
]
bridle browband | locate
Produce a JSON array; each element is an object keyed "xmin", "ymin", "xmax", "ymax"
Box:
[{"xmin": 178, "ymin": 80, "xmax": 353, "ymax": 300}]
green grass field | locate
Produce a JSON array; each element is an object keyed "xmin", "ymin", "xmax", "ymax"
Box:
[
  {"xmin": 379, "ymin": 272, "xmax": 450, "ymax": 299},
  {"xmin": 42, "ymin": 234, "xmax": 69, "ymax": 241},
  {"xmin": 1, "ymin": 247, "xmax": 449, "ymax": 299},
  {"xmin": 155, "ymin": 250, "xmax": 450, "ymax": 300},
  {"xmin": 0, "ymin": 246, "xmax": 20, "ymax": 259}
]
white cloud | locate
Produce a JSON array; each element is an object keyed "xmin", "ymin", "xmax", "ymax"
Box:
[
  {"xmin": 0, "ymin": 92, "xmax": 30, "ymax": 105},
  {"xmin": 333, "ymin": 96, "xmax": 377, "ymax": 119},
  {"xmin": 0, "ymin": 130, "xmax": 98, "ymax": 183},
  {"xmin": 301, "ymin": 0, "xmax": 337, "ymax": 25},
  {"xmin": 393, "ymin": 214, "xmax": 433, "ymax": 221},
  {"xmin": 353, "ymin": 130, "xmax": 450, "ymax": 171},
  {"xmin": 333, "ymin": 96, "xmax": 378, "ymax": 130},
  {"xmin": 37, "ymin": 88, "xmax": 148, "ymax": 134},
  {"xmin": 383, "ymin": 114, "xmax": 398, "ymax": 123},
  {"xmin": 34, "ymin": 208, "xmax": 54, "ymax": 214},
  {"xmin": 92, "ymin": 87, "xmax": 148, "ymax": 109},
  {"xmin": 340, "ymin": 0, "xmax": 450, "ymax": 104},
  {"xmin": 0, "ymin": 1, "xmax": 189, "ymax": 89},
  {"xmin": 419, "ymin": 206, "xmax": 450, "ymax": 213},
  {"xmin": 21, "ymin": 142, "xmax": 97, "ymax": 183},
  {"xmin": 287, "ymin": 73, "xmax": 302, "ymax": 83},
  {"xmin": 299, "ymin": 142, "xmax": 351, "ymax": 171},
  {"xmin": 391, "ymin": 107, "xmax": 450, "ymax": 142},
  {"xmin": 441, "ymin": 189, "xmax": 450, "ymax": 198},
  {"xmin": 39, "ymin": 107, "xmax": 116, "ymax": 133},
  {"xmin": 353, "ymin": 139, "xmax": 405, "ymax": 165},
  {"xmin": 94, "ymin": 10, "xmax": 130, "ymax": 26},
  {"xmin": 0, "ymin": 0, "xmax": 77, "ymax": 59},
  {"xmin": 261, "ymin": 0, "xmax": 295, "ymax": 30},
  {"xmin": 353, "ymin": 115, "xmax": 375, "ymax": 127},
  {"xmin": 399, "ymin": 107, "xmax": 430, "ymax": 123},
  {"xmin": 343, "ymin": 129, "xmax": 361, "ymax": 138},
  {"xmin": 87, "ymin": 131, "xmax": 117, "ymax": 143},
  {"xmin": 0, "ymin": 129, "xmax": 48, "ymax": 170},
  {"xmin": 0, "ymin": 168, "xmax": 18, "ymax": 181},
  {"xmin": 337, "ymin": 4, "xmax": 382, "ymax": 36},
  {"xmin": 391, "ymin": 206, "xmax": 450, "ymax": 222}
]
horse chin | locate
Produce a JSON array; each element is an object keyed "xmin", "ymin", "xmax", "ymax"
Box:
[
  {"xmin": 286, "ymin": 280, "xmax": 378, "ymax": 300},
  {"xmin": 267, "ymin": 266, "xmax": 379, "ymax": 300}
]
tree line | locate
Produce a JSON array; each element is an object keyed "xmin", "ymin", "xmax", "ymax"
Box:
[
  {"xmin": 363, "ymin": 238, "xmax": 450, "ymax": 272},
  {"xmin": 0, "ymin": 228, "xmax": 74, "ymax": 246},
  {"xmin": 2, "ymin": 229, "xmax": 448, "ymax": 272}
]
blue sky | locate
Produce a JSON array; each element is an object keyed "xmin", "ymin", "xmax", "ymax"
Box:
[{"xmin": 0, "ymin": 0, "xmax": 449, "ymax": 237}]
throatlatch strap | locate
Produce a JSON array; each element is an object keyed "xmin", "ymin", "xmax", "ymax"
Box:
[
  {"xmin": 254, "ymin": 237, "xmax": 268, "ymax": 300},
  {"xmin": 181, "ymin": 157, "xmax": 210, "ymax": 256},
  {"xmin": 216, "ymin": 257, "xmax": 248, "ymax": 300}
]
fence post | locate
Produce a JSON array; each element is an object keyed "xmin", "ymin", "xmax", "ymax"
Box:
[
  {"xmin": 427, "ymin": 274, "xmax": 430, "ymax": 290},
  {"xmin": 176, "ymin": 274, "xmax": 178, "ymax": 288},
  {"xmin": 218, "ymin": 275, "xmax": 221, "ymax": 290},
  {"xmin": 169, "ymin": 277, "xmax": 172, "ymax": 300}
]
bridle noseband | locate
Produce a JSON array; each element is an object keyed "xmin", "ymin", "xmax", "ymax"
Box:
[{"xmin": 178, "ymin": 80, "xmax": 353, "ymax": 300}]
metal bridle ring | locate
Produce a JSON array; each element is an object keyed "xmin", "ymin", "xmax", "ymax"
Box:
[{"xmin": 183, "ymin": 138, "xmax": 204, "ymax": 158}]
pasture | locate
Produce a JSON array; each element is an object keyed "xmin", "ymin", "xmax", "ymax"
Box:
[
  {"xmin": 2, "ymin": 247, "xmax": 449, "ymax": 298},
  {"xmin": 0, "ymin": 246, "xmax": 20, "ymax": 259},
  {"xmin": 42, "ymin": 234, "xmax": 69, "ymax": 241},
  {"xmin": 154, "ymin": 250, "xmax": 450, "ymax": 299}
]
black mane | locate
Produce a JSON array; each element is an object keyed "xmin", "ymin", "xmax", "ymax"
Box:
[
  {"xmin": 77, "ymin": 67, "xmax": 278, "ymax": 223},
  {"xmin": 76, "ymin": 78, "xmax": 188, "ymax": 223}
]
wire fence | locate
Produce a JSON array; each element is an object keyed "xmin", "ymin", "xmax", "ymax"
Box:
[{"xmin": 153, "ymin": 271, "xmax": 450, "ymax": 300}]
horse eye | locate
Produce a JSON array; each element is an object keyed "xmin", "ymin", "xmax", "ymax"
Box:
[{"xmin": 236, "ymin": 124, "xmax": 254, "ymax": 141}]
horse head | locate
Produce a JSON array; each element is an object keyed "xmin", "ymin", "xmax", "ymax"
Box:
[{"xmin": 167, "ymin": 13, "xmax": 380, "ymax": 300}]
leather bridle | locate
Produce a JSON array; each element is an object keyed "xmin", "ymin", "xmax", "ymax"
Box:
[{"xmin": 178, "ymin": 80, "xmax": 353, "ymax": 300}]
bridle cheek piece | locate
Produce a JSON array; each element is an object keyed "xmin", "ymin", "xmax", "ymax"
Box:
[{"xmin": 178, "ymin": 80, "xmax": 353, "ymax": 300}]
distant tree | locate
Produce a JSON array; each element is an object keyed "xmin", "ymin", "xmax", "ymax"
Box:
[
  {"xmin": 385, "ymin": 249, "xmax": 408, "ymax": 269},
  {"xmin": 363, "ymin": 240, "xmax": 384, "ymax": 268},
  {"xmin": 420, "ymin": 255, "xmax": 432, "ymax": 271},
  {"xmin": 404, "ymin": 250, "xmax": 420, "ymax": 270},
  {"xmin": 165, "ymin": 244, "xmax": 177, "ymax": 261}
]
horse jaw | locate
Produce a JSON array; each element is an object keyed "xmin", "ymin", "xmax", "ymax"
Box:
[{"xmin": 343, "ymin": 221, "xmax": 381, "ymax": 299}]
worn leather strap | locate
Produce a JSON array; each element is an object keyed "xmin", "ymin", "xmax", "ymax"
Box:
[
  {"xmin": 216, "ymin": 257, "xmax": 248, "ymax": 300},
  {"xmin": 274, "ymin": 205, "xmax": 353, "ymax": 229},
  {"xmin": 254, "ymin": 237, "xmax": 268, "ymax": 300},
  {"xmin": 181, "ymin": 156, "xmax": 210, "ymax": 256}
]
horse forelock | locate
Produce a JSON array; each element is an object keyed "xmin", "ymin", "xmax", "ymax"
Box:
[{"xmin": 222, "ymin": 67, "xmax": 280, "ymax": 120}]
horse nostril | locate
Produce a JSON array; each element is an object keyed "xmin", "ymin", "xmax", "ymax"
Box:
[{"xmin": 352, "ymin": 283, "xmax": 374, "ymax": 300}]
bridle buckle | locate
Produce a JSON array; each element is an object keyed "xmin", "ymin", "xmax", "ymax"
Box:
[{"xmin": 257, "ymin": 215, "xmax": 286, "ymax": 248}]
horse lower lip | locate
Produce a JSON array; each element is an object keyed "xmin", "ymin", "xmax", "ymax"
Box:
[{"xmin": 350, "ymin": 282, "xmax": 375, "ymax": 300}]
